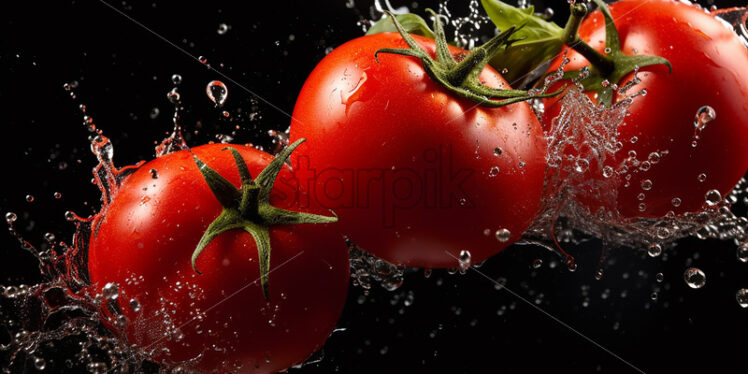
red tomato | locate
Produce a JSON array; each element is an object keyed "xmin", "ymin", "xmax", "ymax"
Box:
[
  {"xmin": 543, "ymin": 0, "xmax": 748, "ymax": 218},
  {"xmin": 289, "ymin": 32, "xmax": 547, "ymax": 268},
  {"xmin": 88, "ymin": 144, "xmax": 349, "ymax": 373}
]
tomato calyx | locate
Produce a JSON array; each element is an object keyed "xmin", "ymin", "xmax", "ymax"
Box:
[
  {"xmin": 191, "ymin": 139, "xmax": 337, "ymax": 299},
  {"xmin": 559, "ymin": 0, "xmax": 671, "ymax": 106},
  {"xmin": 375, "ymin": 9, "xmax": 561, "ymax": 107}
]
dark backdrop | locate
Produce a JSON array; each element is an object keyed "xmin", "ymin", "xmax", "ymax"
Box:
[{"xmin": 2, "ymin": 0, "xmax": 747, "ymax": 373}]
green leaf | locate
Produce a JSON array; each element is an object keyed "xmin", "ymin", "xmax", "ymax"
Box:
[
  {"xmin": 366, "ymin": 13, "xmax": 436, "ymax": 39},
  {"xmin": 480, "ymin": 0, "xmax": 565, "ymax": 84}
]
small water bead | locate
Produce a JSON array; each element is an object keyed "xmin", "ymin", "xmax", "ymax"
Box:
[
  {"xmin": 693, "ymin": 105, "xmax": 716, "ymax": 132},
  {"xmin": 638, "ymin": 203, "xmax": 647, "ymax": 212},
  {"xmin": 697, "ymin": 173, "xmax": 707, "ymax": 183},
  {"xmin": 206, "ymin": 80, "xmax": 228, "ymax": 107},
  {"xmin": 737, "ymin": 243, "xmax": 748, "ymax": 262},
  {"xmin": 648, "ymin": 152, "xmax": 661, "ymax": 164},
  {"xmin": 54, "ymin": 192, "xmax": 62, "ymax": 199},
  {"xmin": 737, "ymin": 289, "xmax": 748, "ymax": 308},
  {"xmin": 671, "ymin": 197, "xmax": 682, "ymax": 207},
  {"xmin": 684, "ymin": 267, "xmax": 706, "ymax": 289},
  {"xmin": 167, "ymin": 88, "xmax": 181, "ymax": 104},
  {"xmin": 458, "ymin": 250, "xmax": 471, "ymax": 272},
  {"xmin": 33, "ymin": 357, "xmax": 46, "ymax": 370},
  {"xmin": 6, "ymin": 212, "xmax": 17, "ymax": 223},
  {"xmin": 198, "ymin": 56, "xmax": 208, "ymax": 64},
  {"xmin": 650, "ymin": 291, "xmax": 659, "ymax": 301},
  {"xmin": 639, "ymin": 161, "xmax": 651, "ymax": 171},
  {"xmin": 64, "ymin": 211, "xmax": 76, "ymax": 222},
  {"xmin": 493, "ymin": 147, "xmax": 502, "ymax": 156},
  {"xmin": 495, "ymin": 228, "xmax": 511, "ymax": 242},
  {"xmin": 488, "ymin": 166, "xmax": 500, "ymax": 177},
  {"xmin": 656, "ymin": 273, "xmax": 665, "ymax": 283},
  {"xmin": 648, "ymin": 244, "xmax": 662, "ymax": 257},
  {"xmin": 217, "ymin": 23, "xmax": 229, "ymax": 35},
  {"xmin": 602, "ymin": 166, "xmax": 614, "ymax": 178},
  {"xmin": 171, "ymin": 74, "xmax": 182, "ymax": 85},
  {"xmin": 705, "ymin": 189, "xmax": 722, "ymax": 207},
  {"xmin": 102, "ymin": 282, "xmax": 119, "ymax": 300},
  {"xmin": 574, "ymin": 158, "xmax": 589, "ymax": 173},
  {"xmin": 25, "ymin": 194, "xmax": 34, "ymax": 202}
]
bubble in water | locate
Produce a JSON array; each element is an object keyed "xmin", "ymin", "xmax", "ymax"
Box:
[
  {"xmin": 495, "ymin": 228, "xmax": 511, "ymax": 242},
  {"xmin": 130, "ymin": 298, "xmax": 141, "ymax": 312},
  {"xmin": 684, "ymin": 267, "xmax": 706, "ymax": 289},
  {"xmin": 171, "ymin": 74, "xmax": 182, "ymax": 85},
  {"xmin": 697, "ymin": 173, "xmax": 707, "ymax": 183},
  {"xmin": 458, "ymin": 250, "xmax": 471, "ymax": 272},
  {"xmin": 656, "ymin": 273, "xmax": 665, "ymax": 283},
  {"xmin": 488, "ymin": 166, "xmax": 500, "ymax": 177},
  {"xmin": 602, "ymin": 166, "xmax": 614, "ymax": 178},
  {"xmin": 693, "ymin": 105, "xmax": 716, "ymax": 132},
  {"xmin": 5, "ymin": 212, "xmax": 17, "ymax": 223},
  {"xmin": 574, "ymin": 158, "xmax": 589, "ymax": 173},
  {"xmin": 737, "ymin": 289, "xmax": 748, "ymax": 308},
  {"xmin": 102, "ymin": 282, "xmax": 119, "ymax": 300},
  {"xmin": 54, "ymin": 192, "xmax": 62, "ymax": 199},
  {"xmin": 33, "ymin": 357, "xmax": 46, "ymax": 370},
  {"xmin": 44, "ymin": 232, "xmax": 55, "ymax": 242},
  {"xmin": 206, "ymin": 80, "xmax": 228, "ymax": 107},
  {"xmin": 648, "ymin": 243, "xmax": 662, "ymax": 257},
  {"xmin": 641, "ymin": 179, "xmax": 653, "ymax": 191},
  {"xmin": 198, "ymin": 56, "xmax": 208, "ymax": 64},
  {"xmin": 167, "ymin": 88, "xmax": 181, "ymax": 104},
  {"xmin": 64, "ymin": 211, "xmax": 76, "ymax": 221},
  {"xmin": 737, "ymin": 243, "xmax": 748, "ymax": 263},
  {"xmin": 671, "ymin": 197, "xmax": 682, "ymax": 207},
  {"xmin": 531, "ymin": 259, "xmax": 543, "ymax": 269},
  {"xmin": 493, "ymin": 147, "xmax": 502, "ymax": 156},
  {"xmin": 705, "ymin": 189, "xmax": 722, "ymax": 207},
  {"xmin": 217, "ymin": 23, "xmax": 229, "ymax": 35},
  {"xmin": 25, "ymin": 194, "xmax": 34, "ymax": 202}
]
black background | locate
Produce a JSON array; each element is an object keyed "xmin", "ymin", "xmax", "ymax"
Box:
[{"xmin": 2, "ymin": 0, "xmax": 747, "ymax": 373}]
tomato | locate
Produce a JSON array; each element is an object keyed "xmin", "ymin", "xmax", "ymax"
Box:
[
  {"xmin": 543, "ymin": 0, "xmax": 748, "ymax": 218},
  {"xmin": 289, "ymin": 32, "xmax": 547, "ymax": 268},
  {"xmin": 87, "ymin": 143, "xmax": 349, "ymax": 373}
]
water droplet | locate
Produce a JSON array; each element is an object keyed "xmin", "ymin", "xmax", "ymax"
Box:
[
  {"xmin": 683, "ymin": 267, "xmax": 706, "ymax": 289},
  {"xmin": 495, "ymin": 228, "xmax": 511, "ymax": 242},
  {"xmin": 671, "ymin": 197, "xmax": 682, "ymax": 207},
  {"xmin": 638, "ymin": 203, "xmax": 647, "ymax": 212},
  {"xmin": 693, "ymin": 105, "xmax": 716, "ymax": 132},
  {"xmin": 488, "ymin": 166, "xmax": 500, "ymax": 177},
  {"xmin": 130, "ymin": 298, "xmax": 141, "ymax": 312},
  {"xmin": 171, "ymin": 74, "xmax": 182, "ymax": 85},
  {"xmin": 656, "ymin": 273, "xmax": 664, "ymax": 283},
  {"xmin": 167, "ymin": 88, "xmax": 181, "ymax": 104},
  {"xmin": 648, "ymin": 152, "xmax": 661, "ymax": 164},
  {"xmin": 44, "ymin": 233, "xmax": 55, "ymax": 242},
  {"xmin": 574, "ymin": 158, "xmax": 589, "ymax": 173},
  {"xmin": 602, "ymin": 166, "xmax": 614, "ymax": 178},
  {"xmin": 697, "ymin": 173, "xmax": 707, "ymax": 183},
  {"xmin": 217, "ymin": 23, "xmax": 229, "ymax": 35},
  {"xmin": 458, "ymin": 250, "xmax": 471, "ymax": 273},
  {"xmin": 64, "ymin": 211, "xmax": 76, "ymax": 222},
  {"xmin": 102, "ymin": 282, "xmax": 119, "ymax": 300},
  {"xmin": 206, "ymin": 80, "xmax": 228, "ymax": 107},
  {"xmin": 705, "ymin": 189, "xmax": 722, "ymax": 206},
  {"xmin": 604, "ymin": 47, "xmax": 612, "ymax": 54},
  {"xmin": 531, "ymin": 259, "xmax": 543, "ymax": 269},
  {"xmin": 640, "ymin": 180, "xmax": 654, "ymax": 191},
  {"xmin": 5, "ymin": 212, "xmax": 17, "ymax": 223},
  {"xmin": 53, "ymin": 192, "xmax": 62, "ymax": 199},
  {"xmin": 198, "ymin": 56, "xmax": 208, "ymax": 64},
  {"xmin": 737, "ymin": 243, "xmax": 748, "ymax": 263},
  {"xmin": 493, "ymin": 147, "xmax": 502, "ymax": 156},
  {"xmin": 648, "ymin": 244, "xmax": 662, "ymax": 257},
  {"xmin": 33, "ymin": 357, "xmax": 46, "ymax": 370},
  {"xmin": 737, "ymin": 289, "xmax": 748, "ymax": 308},
  {"xmin": 25, "ymin": 194, "xmax": 34, "ymax": 202}
]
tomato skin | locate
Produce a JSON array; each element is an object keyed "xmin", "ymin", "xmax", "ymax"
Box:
[
  {"xmin": 289, "ymin": 33, "xmax": 547, "ymax": 268},
  {"xmin": 88, "ymin": 144, "xmax": 349, "ymax": 373},
  {"xmin": 543, "ymin": 0, "xmax": 748, "ymax": 218}
]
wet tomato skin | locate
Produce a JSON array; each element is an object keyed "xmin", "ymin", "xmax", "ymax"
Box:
[
  {"xmin": 88, "ymin": 144, "xmax": 349, "ymax": 373},
  {"xmin": 290, "ymin": 33, "xmax": 548, "ymax": 268},
  {"xmin": 543, "ymin": 0, "xmax": 748, "ymax": 218}
]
